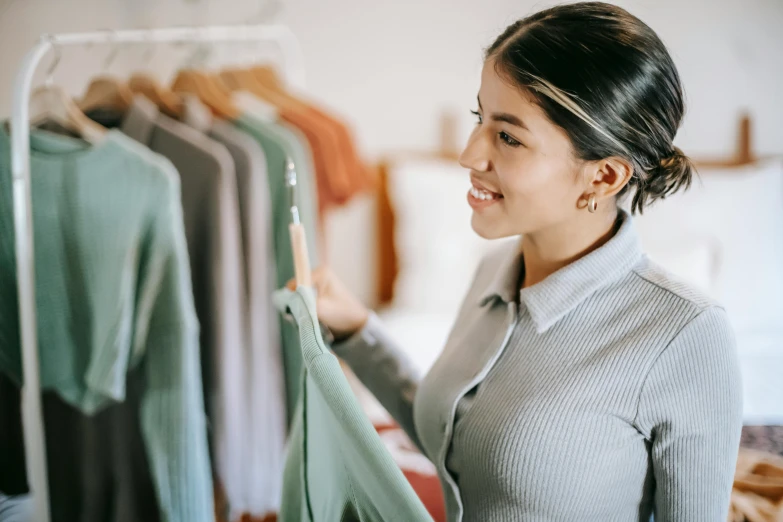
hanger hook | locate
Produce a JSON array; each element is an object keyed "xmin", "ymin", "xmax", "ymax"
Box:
[
  {"xmin": 43, "ymin": 34, "xmax": 62, "ymax": 87},
  {"xmin": 142, "ymin": 32, "xmax": 156, "ymax": 64},
  {"xmin": 103, "ymin": 29, "xmax": 120, "ymax": 72},
  {"xmin": 183, "ymin": 28, "xmax": 211, "ymax": 70},
  {"xmin": 198, "ymin": 27, "xmax": 213, "ymax": 69}
]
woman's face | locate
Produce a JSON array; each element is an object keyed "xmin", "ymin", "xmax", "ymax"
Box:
[{"xmin": 460, "ymin": 60, "xmax": 589, "ymax": 240}]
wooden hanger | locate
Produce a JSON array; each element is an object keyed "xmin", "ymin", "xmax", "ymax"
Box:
[
  {"xmin": 250, "ymin": 65, "xmax": 285, "ymax": 94},
  {"xmin": 129, "ymin": 73, "xmax": 183, "ymax": 118},
  {"xmin": 79, "ymin": 76, "xmax": 134, "ymax": 113},
  {"xmin": 79, "ymin": 34, "xmax": 134, "ymax": 113},
  {"xmin": 221, "ymin": 66, "xmax": 299, "ymax": 111},
  {"xmin": 249, "ymin": 65, "xmax": 313, "ymax": 112},
  {"xmin": 30, "ymin": 84, "xmax": 106, "ymax": 143},
  {"xmin": 220, "ymin": 67, "xmax": 262, "ymax": 92},
  {"xmin": 171, "ymin": 68, "xmax": 240, "ymax": 120},
  {"xmin": 30, "ymin": 42, "xmax": 105, "ymax": 143}
]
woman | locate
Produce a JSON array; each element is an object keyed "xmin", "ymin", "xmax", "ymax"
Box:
[{"xmin": 300, "ymin": 3, "xmax": 743, "ymax": 520}]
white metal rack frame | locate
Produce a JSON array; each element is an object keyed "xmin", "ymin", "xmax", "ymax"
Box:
[{"xmin": 10, "ymin": 24, "xmax": 305, "ymax": 522}]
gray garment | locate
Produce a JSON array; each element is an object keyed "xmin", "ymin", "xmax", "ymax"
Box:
[
  {"xmin": 181, "ymin": 96, "xmax": 286, "ymax": 517},
  {"xmin": 334, "ymin": 210, "xmax": 743, "ymax": 522},
  {"xmin": 112, "ymin": 96, "xmax": 247, "ymax": 450},
  {"xmin": 0, "ymin": 370, "xmax": 160, "ymax": 522}
]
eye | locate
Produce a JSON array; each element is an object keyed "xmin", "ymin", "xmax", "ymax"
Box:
[
  {"xmin": 470, "ymin": 109, "xmax": 483, "ymax": 125},
  {"xmin": 499, "ymin": 131, "xmax": 522, "ymax": 148}
]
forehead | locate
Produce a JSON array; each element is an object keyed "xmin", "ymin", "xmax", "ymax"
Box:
[
  {"xmin": 479, "ymin": 59, "xmax": 538, "ymax": 113},
  {"xmin": 479, "ymin": 59, "xmax": 577, "ymax": 157}
]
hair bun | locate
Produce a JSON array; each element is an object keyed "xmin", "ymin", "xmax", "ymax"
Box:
[
  {"xmin": 659, "ymin": 146, "xmax": 687, "ymax": 171},
  {"xmin": 631, "ymin": 146, "xmax": 694, "ymax": 213}
]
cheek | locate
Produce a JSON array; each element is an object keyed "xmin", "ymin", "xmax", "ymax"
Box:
[{"xmin": 497, "ymin": 152, "xmax": 559, "ymax": 203}]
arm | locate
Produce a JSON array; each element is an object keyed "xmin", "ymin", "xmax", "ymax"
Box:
[
  {"xmin": 634, "ymin": 306, "xmax": 743, "ymax": 522},
  {"xmin": 135, "ymin": 169, "xmax": 214, "ymax": 522},
  {"xmin": 331, "ymin": 312, "xmax": 424, "ymax": 450}
]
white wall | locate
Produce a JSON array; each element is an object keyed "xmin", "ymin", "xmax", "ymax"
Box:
[
  {"xmin": 2, "ymin": 0, "xmax": 782, "ymax": 155},
  {"xmin": 2, "ymin": 0, "xmax": 782, "ymax": 303}
]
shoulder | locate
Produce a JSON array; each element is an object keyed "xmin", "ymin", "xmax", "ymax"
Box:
[
  {"xmin": 631, "ymin": 255, "xmax": 718, "ymax": 309},
  {"xmin": 154, "ymin": 114, "xmax": 235, "ymax": 176},
  {"xmin": 625, "ymin": 257, "xmax": 738, "ymax": 386},
  {"xmin": 623, "ymin": 255, "xmax": 726, "ymax": 330},
  {"xmin": 103, "ymin": 131, "xmax": 179, "ymax": 192},
  {"xmin": 212, "ymin": 122, "xmax": 267, "ymax": 164}
]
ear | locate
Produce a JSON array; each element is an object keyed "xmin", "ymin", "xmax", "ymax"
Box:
[{"xmin": 583, "ymin": 157, "xmax": 633, "ymax": 200}]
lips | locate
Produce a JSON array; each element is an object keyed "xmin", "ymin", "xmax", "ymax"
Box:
[{"xmin": 470, "ymin": 176, "xmax": 503, "ymax": 197}]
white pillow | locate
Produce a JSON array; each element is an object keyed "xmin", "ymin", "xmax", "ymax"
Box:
[
  {"xmin": 387, "ymin": 158, "xmax": 494, "ymax": 316},
  {"xmin": 735, "ymin": 329, "xmax": 783, "ymax": 425},
  {"xmin": 633, "ymin": 159, "xmax": 783, "ymax": 336}
]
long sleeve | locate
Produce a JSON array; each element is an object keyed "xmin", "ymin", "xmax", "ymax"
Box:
[
  {"xmin": 634, "ymin": 306, "xmax": 743, "ymax": 522},
  {"xmin": 331, "ymin": 312, "xmax": 423, "ymax": 450},
  {"xmin": 134, "ymin": 167, "xmax": 214, "ymax": 522}
]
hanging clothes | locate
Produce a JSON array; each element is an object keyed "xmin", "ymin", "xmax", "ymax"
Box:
[
  {"xmin": 180, "ymin": 94, "xmax": 286, "ymax": 520},
  {"xmin": 0, "ymin": 369, "xmax": 161, "ymax": 522},
  {"xmin": 86, "ymin": 96, "xmax": 249, "ymax": 502},
  {"xmin": 231, "ymin": 112, "xmax": 320, "ymax": 425},
  {"xmin": 0, "ymin": 127, "xmax": 213, "ymax": 522},
  {"xmin": 223, "ymin": 70, "xmax": 369, "ymax": 214},
  {"xmin": 0, "ymin": 493, "xmax": 30, "ymax": 522},
  {"xmin": 272, "ymin": 286, "xmax": 433, "ymax": 522},
  {"xmin": 301, "ymin": 105, "xmax": 374, "ymax": 200}
]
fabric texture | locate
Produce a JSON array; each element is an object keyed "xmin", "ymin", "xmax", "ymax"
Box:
[
  {"xmin": 89, "ymin": 97, "xmax": 247, "ymax": 497},
  {"xmin": 272, "ymin": 286, "xmax": 432, "ymax": 522},
  {"xmin": 302, "ymin": 105, "xmax": 373, "ymax": 201},
  {"xmin": 0, "ymin": 369, "xmax": 161, "ymax": 522},
  {"xmin": 0, "ymin": 127, "xmax": 213, "ymax": 522},
  {"xmin": 182, "ymin": 95, "xmax": 286, "ymax": 519},
  {"xmin": 0, "ymin": 493, "xmax": 31, "ymax": 522},
  {"xmin": 333, "ymin": 210, "xmax": 744, "ymax": 522},
  {"xmin": 232, "ymin": 113, "xmax": 319, "ymax": 425}
]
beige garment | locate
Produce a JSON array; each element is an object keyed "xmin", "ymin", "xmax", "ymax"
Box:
[{"xmin": 729, "ymin": 448, "xmax": 783, "ymax": 522}]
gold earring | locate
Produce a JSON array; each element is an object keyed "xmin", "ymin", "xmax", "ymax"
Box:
[{"xmin": 587, "ymin": 193, "xmax": 597, "ymax": 213}]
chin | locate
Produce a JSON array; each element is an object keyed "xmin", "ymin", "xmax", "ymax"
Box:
[{"xmin": 471, "ymin": 213, "xmax": 513, "ymax": 240}]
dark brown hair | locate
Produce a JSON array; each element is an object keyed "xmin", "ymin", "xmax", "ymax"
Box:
[{"xmin": 487, "ymin": 1, "xmax": 694, "ymax": 213}]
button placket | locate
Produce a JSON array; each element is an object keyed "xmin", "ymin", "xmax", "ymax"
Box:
[{"xmin": 437, "ymin": 300, "xmax": 519, "ymax": 520}]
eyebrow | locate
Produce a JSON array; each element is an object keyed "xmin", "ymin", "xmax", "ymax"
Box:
[{"xmin": 477, "ymin": 96, "xmax": 529, "ymax": 131}]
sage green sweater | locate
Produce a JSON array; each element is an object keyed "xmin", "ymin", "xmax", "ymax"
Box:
[{"xmin": 0, "ymin": 128, "xmax": 213, "ymax": 522}]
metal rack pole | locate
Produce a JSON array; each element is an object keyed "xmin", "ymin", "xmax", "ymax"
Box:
[{"xmin": 9, "ymin": 24, "xmax": 305, "ymax": 522}]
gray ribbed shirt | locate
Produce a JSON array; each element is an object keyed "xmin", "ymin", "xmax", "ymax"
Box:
[{"xmin": 333, "ymin": 210, "xmax": 743, "ymax": 521}]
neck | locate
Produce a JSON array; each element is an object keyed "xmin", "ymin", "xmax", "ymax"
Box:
[{"xmin": 521, "ymin": 208, "xmax": 620, "ymax": 289}]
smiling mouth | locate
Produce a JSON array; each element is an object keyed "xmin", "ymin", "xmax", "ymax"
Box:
[{"xmin": 469, "ymin": 186, "xmax": 503, "ymax": 201}]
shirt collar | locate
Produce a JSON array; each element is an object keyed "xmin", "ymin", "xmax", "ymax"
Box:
[
  {"xmin": 479, "ymin": 210, "xmax": 643, "ymax": 333},
  {"xmin": 120, "ymin": 95, "xmax": 159, "ymax": 145},
  {"xmin": 180, "ymin": 94, "xmax": 214, "ymax": 133}
]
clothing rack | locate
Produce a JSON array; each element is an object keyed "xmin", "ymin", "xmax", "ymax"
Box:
[{"xmin": 9, "ymin": 24, "xmax": 305, "ymax": 522}]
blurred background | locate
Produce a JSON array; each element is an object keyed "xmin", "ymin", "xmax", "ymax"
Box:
[
  {"xmin": 1, "ymin": 0, "xmax": 781, "ymax": 304},
  {"xmin": 1, "ymin": 0, "xmax": 782, "ymax": 520}
]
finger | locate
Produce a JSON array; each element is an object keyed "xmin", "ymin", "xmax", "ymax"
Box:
[
  {"xmin": 285, "ymin": 278, "xmax": 296, "ymax": 290},
  {"xmin": 312, "ymin": 265, "xmax": 329, "ymax": 280}
]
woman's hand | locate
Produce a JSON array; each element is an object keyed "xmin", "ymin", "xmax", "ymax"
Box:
[{"xmin": 286, "ymin": 267, "xmax": 370, "ymax": 341}]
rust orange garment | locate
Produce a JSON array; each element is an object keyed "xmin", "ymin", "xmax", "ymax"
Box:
[
  {"xmin": 306, "ymin": 106, "xmax": 375, "ymax": 196},
  {"xmin": 280, "ymin": 107, "xmax": 347, "ymax": 214}
]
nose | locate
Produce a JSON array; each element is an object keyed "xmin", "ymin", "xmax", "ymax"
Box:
[{"xmin": 459, "ymin": 129, "xmax": 491, "ymax": 172}]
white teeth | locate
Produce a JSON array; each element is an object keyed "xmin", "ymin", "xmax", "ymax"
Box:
[{"xmin": 470, "ymin": 186, "xmax": 498, "ymax": 201}]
